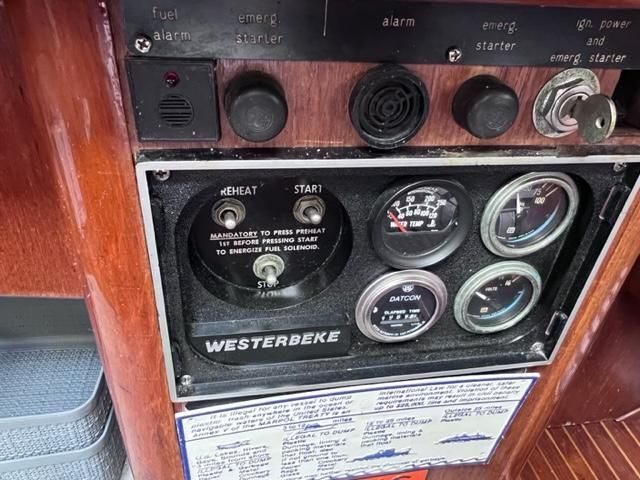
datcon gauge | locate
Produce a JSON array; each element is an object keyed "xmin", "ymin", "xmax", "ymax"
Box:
[
  {"xmin": 481, "ymin": 172, "xmax": 579, "ymax": 257},
  {"xmin": 370, "ymin": 179, "xmax": 473, "ymax": 268},
  {"xmin": 454, "ymin": 261, "xmax": 542, "ymax": 334},
  {"xmin": 355, "ymin": 270, "xmax": 447, "ymax": 343}
]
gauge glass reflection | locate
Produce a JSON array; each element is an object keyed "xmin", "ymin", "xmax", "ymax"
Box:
[
  {"xmin": 481, "ymin": 172, "xmax": 579, "ymax": 258},
  {"xmin": 496, "ymin": 181, "xmax": 569, "ymax": 248},
  {"xmin": 454, "ymin": 261, "xmax": 541, "ymax": 334},
  {"xmin": 467, "ymin": 273, "xmax": 533, "ymax": 326}
]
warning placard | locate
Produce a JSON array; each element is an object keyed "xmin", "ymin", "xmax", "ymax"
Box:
[{"xmin": 176, "ymin": 374, "xmax": 538, "ymax": 480}]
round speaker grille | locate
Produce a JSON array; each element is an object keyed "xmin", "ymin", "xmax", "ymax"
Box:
[
  {"xmin": 349, "ymin": 65, "xmax": 429, "ymax": 149},
  {"xmin": 159, "ymin": 94, "xmax": 194, "ymax": 128}
]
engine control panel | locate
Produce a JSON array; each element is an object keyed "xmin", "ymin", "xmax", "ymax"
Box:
[
  {"xmin": 137, "ymin": 153, "xmax": 639, "ymax": 401},
  {"xmin": 123, "ymin": 0, "xmax": 640, "ymax": 403}
]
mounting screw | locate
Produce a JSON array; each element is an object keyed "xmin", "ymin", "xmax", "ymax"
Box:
[
  {"xmin": 180, "ymin": 375, "xmax": 193, "ymax": 386},
  {"xmin": 134, "ymin": 34, "xmax": 153, "ymax": 54},
  {"xmin": 613, "ymin": 162, "xmax": 627, "ymax": 173},
  {"xmin": 530, "ymin": 342, "xmax": 545, "ymax": 355},
  {"xmin": 447, "ymin": 47, "xmax": 463, "ymax": 63},
  {"xmin": 153, "ymin": 170, "xmax": 171, "ymax": 182}
]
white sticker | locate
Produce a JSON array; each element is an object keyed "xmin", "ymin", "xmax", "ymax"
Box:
[{"xmin": 176, "ymin": 373, "xmax": 538, "ymax": 480}]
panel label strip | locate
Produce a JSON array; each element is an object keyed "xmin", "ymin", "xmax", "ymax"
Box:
[{"xmin": 125, "ymin": 0, "xmax": 640, "ymax": 68}]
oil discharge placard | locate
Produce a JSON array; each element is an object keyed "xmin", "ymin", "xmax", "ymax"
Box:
[{"xmin": 176, "ymin": 374, "xmax": 538, "ymax": 479}]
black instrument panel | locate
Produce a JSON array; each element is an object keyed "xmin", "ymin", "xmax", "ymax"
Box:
[{"xmin": 138, "ymin": 151, "xmax": 638, "ymax": 400}]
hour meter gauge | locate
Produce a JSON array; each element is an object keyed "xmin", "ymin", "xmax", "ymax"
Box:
[
  {"xmin": 370, "ymin": 179, "xmax": 473, "ymax": 268},
  {"xmin": 355, "ymin": 270, "xmax": 447, "ymax": 343},
  {"xmin": 481, "ymin": 172, "xmax": 579, "ymax": 257},
  {"xmin": 454, "ymin": 261, "xmax": 541, "ymax": 334}
]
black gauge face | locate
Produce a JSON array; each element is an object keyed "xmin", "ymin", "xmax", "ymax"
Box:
[
  {"xmin": 481, "ymin": 173, "xmax": 579, "ymax": 258},
  {"xmin": 369, "ymin": 284, "xmax": 438, "ymax": 339},
  {"xmin": 467, "ymin": 274, "xmax": 534, "ymax": 326},
  {"xmin": 496, "ymin": 181, "xmax": 569, "ymax": 247},
  {"xmin": 356, "ymin": 270, "xmax": 447, "ymax": 343},
  {"xmin": 385, "ymin": 186, "xmax": 458, "ymax": 235},
  {"xmin": 454, "ymin": 261, "xmax": 541, "ymax": 334},
  {"xmin": 372, "ymin": 180, "xmax": 473, "ymax": 268}
]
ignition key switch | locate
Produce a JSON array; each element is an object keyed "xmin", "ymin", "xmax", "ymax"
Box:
[{"xmin": 533, "ymin": 68, "xmax": 616, "ymax": 144}]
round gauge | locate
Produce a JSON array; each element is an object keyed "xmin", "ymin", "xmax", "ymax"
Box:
[
  {"xmin": 371, "ymin": 179, "xmax": 473, "ymax": 268},
  {"xmin": 481, "ymin": 172, "xmax": 579, "ymax": 257},
  {"xmin": 454, "ymin": 261, "xmax": 541, "ymax": 334},
  {"xmin": 355, "ymin": 270, "xmax": 447, "ymax": 343}
]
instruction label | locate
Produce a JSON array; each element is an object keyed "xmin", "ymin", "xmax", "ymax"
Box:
[{"xmin": 176, "ymin": 374, "xmax": 538, "ymax": 479}]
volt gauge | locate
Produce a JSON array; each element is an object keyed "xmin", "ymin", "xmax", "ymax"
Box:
[
  {"xmin": 454, "ymin": 261, "xmax": 541, "ymax": 334},
  {"xmin": 370, "ymin": 179, "xmax": 473, "ymax": 268},
  {"xmin": 355, "ymin": 270, "xmax": 447, "ymax": 343},
  {"xmin": 481, "ymin": 172, "xmax": 579, "ymax": 257}
]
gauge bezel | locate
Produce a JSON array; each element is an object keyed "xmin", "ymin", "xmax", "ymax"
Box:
[
  {"xmin": 454, "ymin": 261, "xmax": 542, "ymax": 334},
  {"xmin": 355, "ymin": 270, "xmax": 447, "ymax": 343},
  {"xmin": 480, "ymin": 172, "xmax": 579, "ymax": 258},
  {"xmin": 370, "ymin": 179, "xmax": 473, "ymax": 268}
]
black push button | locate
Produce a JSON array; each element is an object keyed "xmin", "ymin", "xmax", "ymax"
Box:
[
  {"xmin": 452, "ymin": 75, "xmax": 519, "ymax": 139},
  {"xmin": 225, "ymin": 72, "xmax": 288, "ymax": 142}
]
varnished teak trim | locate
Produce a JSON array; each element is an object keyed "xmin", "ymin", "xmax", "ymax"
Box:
[{"xmin": 4, "ymin": 1, "xmax": 182, "ymax": 479}]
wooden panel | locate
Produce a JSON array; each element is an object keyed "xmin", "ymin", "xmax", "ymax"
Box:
[
  {"xmin": 214, "ymin": 63, "xmax": 621, "ymax": 149},
  {"xmin": 110, "ymin": 0, "xmax": 639, "ymax": 150},
  {"xmin": 551, "ymin": 287, "xmax": 640, "ymax": 425},
  {"xmin": 122, "ymin": 60, "xmax": 626, "ymax": 151},
  {"xmin": 522, "ymin": 419, "xmax": 640, "ymax": 479},
  {"xmin": 623, "ymin": 257, "xmax": 640, "ymax": 302},
  {"xmin": 0, "ymin": 6, "xmax": 81, "ymax": 297},
  {"xmin": 4, "ymin": 1, "xmax": 182, "ymax": 479},
  {"xmin": 108, "ymin": 0, "xmax": 637, "ymax": 151}
]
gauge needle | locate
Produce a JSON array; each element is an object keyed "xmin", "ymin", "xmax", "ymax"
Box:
[
  {"xmin": 475, "ymin": 291, "xmax": 502, "ymax": 311},
  {"xmin": 388, "ymin": 211, "xmax": 407, "ymax": 233},
  {"xmin": 516, "ymin": 192, "xmax": 522, "ymax": 215},
  {"xmin": 475, "ymin": 291, "xmax": 489, "ymax": 301},
  {"xmin": 545, "ymin": 186, "xmax": 558, "ymax": 198}
]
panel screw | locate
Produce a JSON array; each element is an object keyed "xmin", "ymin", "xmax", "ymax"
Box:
[
  {"xmin": 613, "ymin": 162, "xmax": 627, "ymax": 173},
  {"xmin": 180, "ymin": 375, "xmax": 193, "ymax": 386},
  {"xmin": 530, "ymin": 342, "xmax": 545, "ymax": 355},
  {"xmin": 153, "ymin": 170, "xmax": 171, "ymax": 182},
  {"xmin": 134, "ymin": 34, "xmax": 153, "ymax": 54},
  {"xmin": 447, "ymin": 47, "xmax": 463, "ymax": 63}
]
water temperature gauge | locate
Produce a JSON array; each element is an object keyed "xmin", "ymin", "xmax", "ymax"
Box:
[
  {"xmin": 370, "ymin": 179, "xmax": 473, "ymax": 268},
  {"xmin": 454, "ymin": 261, "xmax": 542, "ymax": 334}
]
